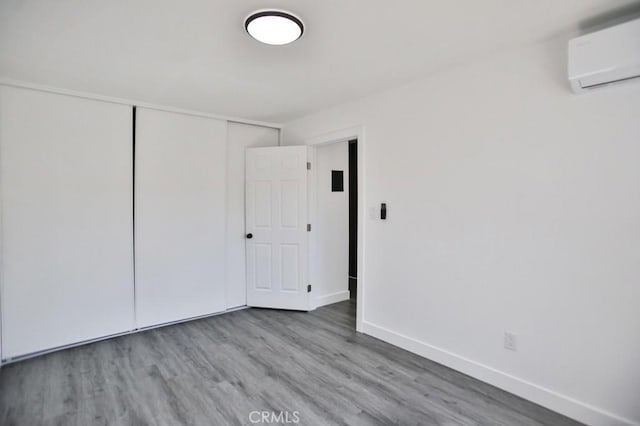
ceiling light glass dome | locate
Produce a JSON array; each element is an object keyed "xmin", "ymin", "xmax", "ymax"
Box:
[{"xmin": 245, "ymin": 11, "xmax": 304, "ymax": 45}]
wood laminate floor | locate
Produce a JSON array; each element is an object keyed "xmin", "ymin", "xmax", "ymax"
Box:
[{"xmin": 0, "ymin": 300, "xmax": 581, "ymax": 425}]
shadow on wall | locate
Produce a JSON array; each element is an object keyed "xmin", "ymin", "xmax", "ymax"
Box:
[{"xmin": 577, "ymin": 2, "xmax": 640, "ymax": 33}]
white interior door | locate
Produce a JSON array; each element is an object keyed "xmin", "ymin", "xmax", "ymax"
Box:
[
  {"xmin": 0, "ymin": 86, "xmax": 134, "ymax": 359},
  {"xmin": 135, "ymin": 108, "xmax": 227, "ymax": 328},
  {"xmin": 246, "ymin": 146, "xmax": 310, "ymax": 310},
  {"xmin": 225, "ymin": 123, "xmax": 279, "ymax": 309}
]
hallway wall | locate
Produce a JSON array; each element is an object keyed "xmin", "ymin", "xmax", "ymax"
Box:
[{"xmin": 312, "ymin": 142, "xmax": 350, "ymax": 308}]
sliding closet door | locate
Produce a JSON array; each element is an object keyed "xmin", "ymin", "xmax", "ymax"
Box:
[
  {"xmin": 0, "ymin": 86, "xmax": 134, "ymax": 359},
  {"xmin": 135, "ymin": 108, "xmax": 227, "ymax": 328}
]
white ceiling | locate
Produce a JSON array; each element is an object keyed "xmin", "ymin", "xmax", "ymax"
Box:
[{"xmin": 0, "ymin": 0, "xmax": 637, "ymax": 122}]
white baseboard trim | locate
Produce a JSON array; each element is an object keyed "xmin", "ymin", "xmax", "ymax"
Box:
[
  {"xmin": 362, "ymin": 321, "xmax": 638, "ymax": 426},
  {"xmin": 314, "ymin": 290, "xmax": 351, "ymax": 309}
]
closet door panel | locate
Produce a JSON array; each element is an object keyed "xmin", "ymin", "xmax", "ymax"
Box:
[
  {"xmin": 0, "ymin": 86, "xmax": 134, "ymax": 359},
  {"xmin": 135, "ymin": 108, "xmax": 227, "ymax": 328}
]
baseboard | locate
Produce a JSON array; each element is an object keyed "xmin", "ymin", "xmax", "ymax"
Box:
[
  {"xmin": 314, "ymin": 290, "xmax": 350, "ymax": 309},
  {"xmin": 362, "ymin": 321, "xmax": 638, "ymax": 426}
]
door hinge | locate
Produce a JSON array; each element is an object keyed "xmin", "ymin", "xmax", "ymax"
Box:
[
  {"xmin": 307, "ymin": 162, "xmax": 311, "ymax": 170},
  {"xmin": 307, "ymin": 224, "xmax": 311, "ymax": 232},
  {"xmin": 307, "ymin": 284, "xmax": 312, "ymax": 293}
]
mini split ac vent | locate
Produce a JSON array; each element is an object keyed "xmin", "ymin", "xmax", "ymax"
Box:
[{"xmin": 568, "ymin": 18, "xmax": 640, "ymax": 93}]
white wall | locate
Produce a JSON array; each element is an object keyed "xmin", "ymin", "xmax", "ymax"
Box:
[
  {"xmin": 284, "ymin": 37, "xmax": 640, "ymax": 426},
  {"xmin": 312, "ymin": 142, "xmax": 350, "ymax": 308},
  {"xmin": 225, "ymin": 122, "xmax": 279, "ymax": 309}
]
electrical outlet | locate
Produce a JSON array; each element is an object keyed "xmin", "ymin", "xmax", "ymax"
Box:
[{"xmin": 504, "ymin": 332, "xmax": 517, "ymax": 351}]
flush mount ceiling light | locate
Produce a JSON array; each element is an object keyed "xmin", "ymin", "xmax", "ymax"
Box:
[{"xmin": 245, "ymin": 10, "xmax": 304, "ymax": 45}]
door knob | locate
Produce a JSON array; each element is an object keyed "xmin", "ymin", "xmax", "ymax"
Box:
[{"xmin": 246, "ymin": 233, "xmax": 253, "ymax": 239}]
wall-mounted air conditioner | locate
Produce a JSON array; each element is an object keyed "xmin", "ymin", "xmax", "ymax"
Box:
[{"xmin": 568, "ymin": 18, "xmax": 640, "ymax": 93}]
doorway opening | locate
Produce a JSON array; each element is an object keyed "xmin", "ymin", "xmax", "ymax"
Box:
[
  {"xmin": 246, "ymin": 126, "xmax": 365, "ymax": 329},
  {"xmin": 311, "ymin": 137, "xmax": 358, "ymax": 328},
  {"xmin": 304, "ymin": 125, "xmax": 365, "ymax": 331},
  {"xmin": 348, "ymin": 140, "xmax": 358, "ymax": 303}
]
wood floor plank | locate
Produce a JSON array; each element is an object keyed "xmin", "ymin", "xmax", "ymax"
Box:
[{"xmin": 0, "ymin": 300, "xmax": 582, "ymax": 425}]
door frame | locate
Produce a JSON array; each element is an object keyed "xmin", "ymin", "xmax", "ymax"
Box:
[{"xmin": 301, "ymin": 125, "xmax": 366, "ymax": 332}]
